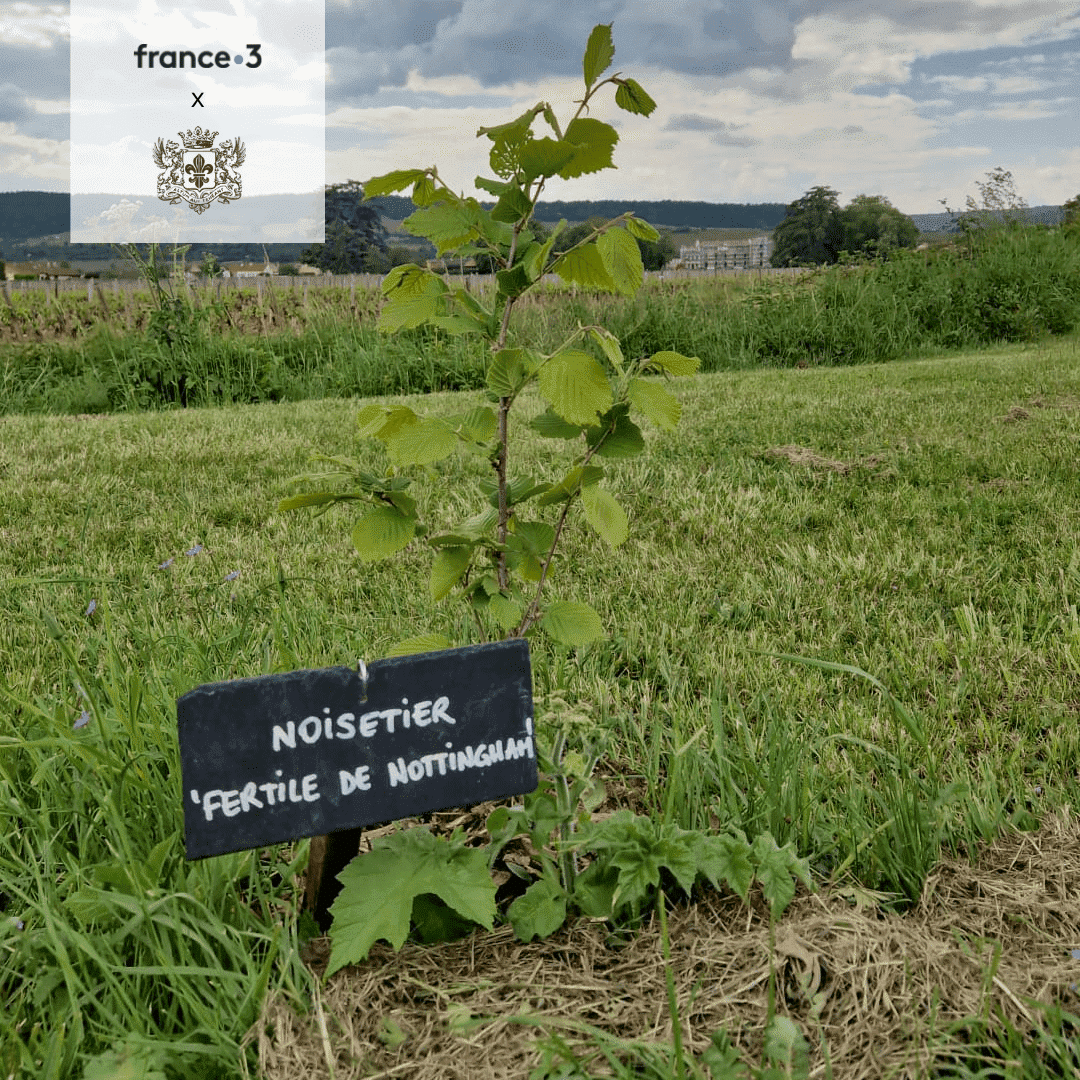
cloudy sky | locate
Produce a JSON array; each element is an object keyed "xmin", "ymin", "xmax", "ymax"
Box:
[{"xmin": 3, "ymin": 0, "xmax": 1079, "ymax": 216}]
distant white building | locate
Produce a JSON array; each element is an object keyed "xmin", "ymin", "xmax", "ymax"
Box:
[{"xmin": 675, "ymin": 236, "xmax": 774, "ymax": 271}]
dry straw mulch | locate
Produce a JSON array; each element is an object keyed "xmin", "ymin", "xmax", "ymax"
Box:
[{"xmin": 250, "ymin": 808, "xmax": 1080, "ymax": 1079}]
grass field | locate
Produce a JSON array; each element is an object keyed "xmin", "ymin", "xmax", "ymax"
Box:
[{"xmin": 3, "ymin": 224, "xmax": 1080, "ymax": 1077}]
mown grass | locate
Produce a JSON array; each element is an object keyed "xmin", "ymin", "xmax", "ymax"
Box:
[
  {"xmin": 1, "ymin": 221, "xmax": 1078, "ymax": 416},
  {"xmin": 3, "ymin": 312, "xmax": 1080, "ymax": 1074}
]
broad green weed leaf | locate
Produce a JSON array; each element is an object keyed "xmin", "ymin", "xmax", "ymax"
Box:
[
  {"xmin": 83, "ymin": 1039, "xmax": 167, "ymax": 1080},
  {"xmin": 583, "ymin": 23, "xmax": 615, "ymax": 89},
  {"xmin": 560, "ymin": 117, "xmax": 619, "ymax": 178},
  {"xmin": 628, "ymin": 378, "xmax": 681, "ymax": 431},
  {"xmin": 574, "ymin": 860, "xmax": 620, "ymax": 918},
  {"xmin": 751, "ymin": 833, "xmax": 811, "ymax": 916},
  {"xmin": 550, "ymin": 240, "xmax": 616, "ymax": 291},
  {"xmin": 352, "ymin": 505, "xmax": 415, "ymax": 561},
  {"xmin": 384, "ymin": 416, "xmax": 458, "ymax": 467},
  {"xmin": 614, "ymin": 78, "xmax": 657, "ymax": 117},
  {"xmin": 508, "ymin": 877, "xmax": 568, "ymax": 942},
  {"xmin": 694, "ymin": 834, "xmax": 753, "ymax": 903},
  {"xmin": 430, "ymin": 546, "xmax": 472, "ymax": 602},
  {"xmin": 541, "ymin": 600, "xmax": 604, "ymax": 646},
  {"xmin": 647, "ymin": 350, "xmax": 701, "ymax": 377},
  {"xmin": 387, "ymin": 633, "xmax": 453, "ymax": 657},
  {"xmin": 624, "ymin": 215, "xmax": 660, "ymax": 243},
  {"xmin": 362, "ymin": 169, "xmax": 428, "ymax": 198},
  {"xmin": 326, "ymin": 828, "xmax": 496, "ymax": 976},
  {"xmin": 763, "ymin": 1015, "xmax": 810, "ymax": 1073},
  {"xmin": 537, "ymin": 349, "xmax": 612, "ymax": 426},
  {"xmin": 411, "ymin": 893, "xmax": 480, "ymax": 944},
  {"xmin": 581, "ymin": 485, "xmax": 628, "ymax": 547},
  {"xmin": 598, "ymin": 226, "xmax": 644, "ymax": 297}
]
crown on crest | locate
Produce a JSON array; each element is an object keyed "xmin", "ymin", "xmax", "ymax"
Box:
[{"xmin": 179, "ymin": 127, "xmax": 218, "ymax": 150}]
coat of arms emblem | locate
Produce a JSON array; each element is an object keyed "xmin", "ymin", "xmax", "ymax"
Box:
[{"xmin": 153, "ymin": 127, "xmax": 245, "ymax": 214}]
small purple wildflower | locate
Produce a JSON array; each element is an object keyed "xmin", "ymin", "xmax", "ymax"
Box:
[
  {"xmin": 223, "ymin": 570, "xmax": 240, "ymax": 582},
  {"xmin": 85, "ymin": 599, "xmax": 97, "ymax": 616},
  {"xmin": 185, "ymin": 544, "xmax": 204, "ymax": 557},
  {"xmin": 8, "ymin": 917, "xmax": 23, "ymax": 932},
  {"xmin": 158, "ymin": 557, "xmax": 175, "ymax": 570},
  {"xmin": 74, "ymin": 709, "xmax": 91, "ymax": 730}
]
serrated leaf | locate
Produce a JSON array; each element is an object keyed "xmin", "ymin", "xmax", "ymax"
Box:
[
  {"xmin": 573, "ymin": 860, "xmax": 620, "ymax": 918},
  {"xmin": 474, "ymin": 175, "xmax": 510, "ymax": 196},
  {"xmin": 529, "ymin": 408, "xmax": 586, "ymax": 440},
  {"xmin": 351, "ymin": 505, "xmax": 415, "ymax": 562},
  {"xmin": 559, "ymin": 117, "xmax": 618, "ymax": 179},
  {"xmin": 362, "ymin": 169, "xmax": 429, "ymax": 198},
  {"xmin": 647, "ymin": 350, "xmax": 701, "ymax": 377},
  {"xmin": 487, "ymin": 591, "xmax": 522, "ymax": 631},
  {"xmin": 549, "ymin": 241, "xmax": 616, "ymax": 292},
  {"xmin": 487, "ymin": 348, "xmax": 531, "ymax": 398},
  {"xmin": 410, "ymin": 175, "xmax": 447, "ymax": 208},
  {"xmin": 429, "ymin": 314, "xmax": 485, "ymax": 336},
  {"xmin": 356, "ymin": 403, "xmax": 391, "ymax": 436},
  {"xmin": 456, "ymin": 406, "xmax": 498, "ymax": 444},
  {"xmin": 581, "ymin": 485, "xmax": 628, "ymax": 547},
  {"xmin": 624, "ymin": 215, "xmax": 660, "ymax": 243},
  {"xmin": 384, "ymin": 416, "xmax": 458, "ymax": 467},
  {"xmin": 752, "ymin": 834, "xmax": 805, "ymax": 916},
  {"xmin": 540, "ymin": 600, "xmax": 604, "ymax": 646},
  {"xmin": 427, "ymin": 532, "xmax": 481, "ymax": 549},
  {"xmin": 695, "ymin": 834, "xmax": 753, "ymax": 903},
  {"xmin": 588, "ymin": 326, "xmax": 626, "ymax": 374},
  {"xmin": 627, "ymin": 378, "xmax": 681, "ymax": 431},
  {"xmin": 537, "ymin": 349, "xmax": 613, "ymax": 426},
  {"xmin": 411, "ymin": 893, "xmax": 479, "ymax": 944},
  {"xmin": 585, "ymin": 406, "xmax": 645, "ymax": 460},
  {"xmin": 387, "ymin": 633, "xmax": 454, "ymax": 657},
  {"xmin": 518, "ymin": 137, "xmax": 577, "ymax": 185},
  {"xmin": 510, "ymin": 519, "xmax": 556, "ymax": 557},
  {"xmin": 326, "ymin": 829, "xmax": 496, "ymax": 975},
  {"xmin": 496, "ymin": 262, "xmax": 532, "ymax": 300},
  {"xmin": 490, "ymin": 184, "xmax": 532, "ymax": 222},
  {"xmin": 430, "ymin": 546, "xmax": 472, "ymax": 602},
  {"xmin": 598, "ymin": 227, "xmax": 644, "ymax": 297},
  {"xmin": 535, "ymin": 464, "xmax": 605, "ymax": 507},
  {"xmin": 378, "ymin": 271, "xmax": 446, "ymax": 332},
  {"xmin": 508, "ymin": 877, "xmax": 568, "ymax": 942},
  {"xmin": 582, "ymin": 23, "xmax": 615, "ymax": 89},
  {"xmin": 614, "ymin": 78, "xmax": 657, "ymax": 117}
]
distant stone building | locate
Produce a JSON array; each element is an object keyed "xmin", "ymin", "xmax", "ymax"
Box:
[
  {"xmin": 5, "ymin": 260, "xmax": 81, "ymax": 280},
  {"xmin": 674, "ymin": 236, "xmax": 774, "ymax": 271},
  {"xmin": 223, "ymin": 262, "xmax": 279, "ymax": 277}
]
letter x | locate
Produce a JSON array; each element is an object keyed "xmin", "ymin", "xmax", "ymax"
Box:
[{"xmin": 191, "ymin": 92, "xmax": 204, "ymax": 107}]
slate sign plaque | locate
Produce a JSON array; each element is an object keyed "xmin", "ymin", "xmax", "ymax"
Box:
[{"xmin": 176, "ymin": 639, "xmax": 536, "ymax": 859}]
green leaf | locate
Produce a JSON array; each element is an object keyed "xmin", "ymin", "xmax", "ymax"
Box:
[
  {"xmin": 752, "ymin": 833, "xmax": 809, "ymax": 916},
  {"xmin": 518, "ymin": 137, "xmax": 577, "ymax": 185},
  {"xmin": 351, "ymin": 505, "xmax": 415, "ymax": 562},
  {"xmin": 495, "ymin": 262, "xmax": 532, "ymax": 300},
  {"xmin": 694, "ymin": 834, "xmax": 753, "ymax": 903},
  {"xmin": 646, "ymin": 350, "xmax": 701, "ymax": 377},
  {"xmin": 403, "ymin": 202, "xmax": 482, "ymax": 256},
  {"xmin": 537, "ymin": 349, "xmax": 613, "ymax": 426},
  {"xmin": 490, "ymin": 184, "xmax": 532, "ymax": 222},
  {"xmin": 378, "ymin": 266, "xmax": 448, "ymax": 332},
  {"xmin": 430, "ymin": 546, "xmax": 472, "ymax": 602},
  {"xmin": 540, "ymin": 600, "xmax": 604, "ymax": 646},
  {"xmin": 624, "ymin": 215, "xmax": 660, "ymax": 243},
  {"xmin": 410, "ymin": 175, "xmax": 448, "ymax": 208},
  {"xmin": 614, "ymin": 78, "xmax": 657, "ymax": 117},
  {"xmin": 487, "ymin": 591, "xmax": 522, "ymax": 631},
  {"xmin": 581, "ymin": 485, "xmax": 628, "ymax": 547},
  {"xmin": 508, "ymin": 876, "xmax": 568, "ymax": 942},
  {"xmin": 487, "ymin": 347, "xmax": 532, "ymax": 398},
  {"xmin": 387, "ymin": 633, "xmax": 454, "ymax": 657},
  {"xmin": 455, "ymin": 405, "xmax": 498, "ymax": 445},
  {"xmin": 411, "ymin": 893, "xmax": 480, "ymax": 944},
  {"xmin": 582, "ymin": 23, "xmax": 615, "ymax": 89},
  {"xmin": 356, "ymin": 402, "xmax": 392, "ymax": 436},
  {"xmin": 535, "ymin": 464, "xmax": 605, "ymax": 507},
  {"xmin": 478, "ymin": 475, "xmax": 549, "ymax": 508},
  {"xmin": 83, "ymin": 1038, "xmax": 167, "ymax": 1080},
  {"xmin": 474, "ymin": 175, "xmax": 511, "ymax": 196},
  {"xmin": 559, "ymin": 117, "xmax": 619, "ymax": 179},
  {"xmin": 588, "ymin": 326, "xmax": 626, "ymax": 375},
  {"xmin": 429, "ymin": 313, "xmax": 485, "ymax": 336},
  {"xmin": 573, "ymin": 860, "xmax": 620, "ymax": 918},
  {"xmin": 326, "ymin": 828, "xmax": 496, "ymax": 975},
  {"xmin": 549, "ymin": 241, "xmax": 616, "ymax": 292},
  {"xmin": 509, "ymin": 519, "xmax": 556, "ymax": 557},
  {"xmin": 529, "ymin": 408, "xmax": 586, "ymax": 440},
  {"xmin": 627, "ymin": 378, "xmax": 681, "ymax": 432},
  {"xmin": 598, "ymin": 226, "xmax": 644, "ymax": 297},
  {"xmin": 362, "ymin": 169, "xmax": 429, "ymax": 198},
  {"xmin": 383, "ymin": 416, "xmax": 458, "ymax": 467},
  {"xmin": 585, "ymin": 405, "xmax": 645, "ymax": 459}
]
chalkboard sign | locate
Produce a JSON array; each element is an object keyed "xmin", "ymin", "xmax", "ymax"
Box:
[{"xmin": 176, "ymin": 639, "xmax": 536, "ymax": 859}]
